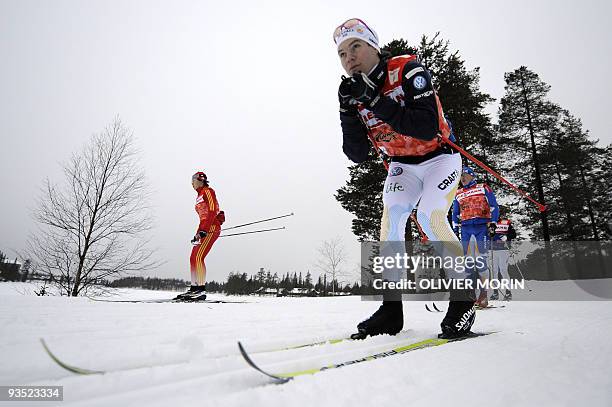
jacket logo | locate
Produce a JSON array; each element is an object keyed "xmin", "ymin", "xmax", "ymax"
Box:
[
  {"xmin": 390, "ymin": 167, "xmax": 403, "ymax": 176},
  {"xmin": 455, "ymin": 306, "xmax": 475, "ymax": 330},
  {"xmin": 413, "ymin": 75, "xmax": 427, "ymax": 90},
  {"xmin": 413, "ymin": 90, "xmax": 433, "ymax": 100},
  {"xmin": 389, "ymin": 68, "xmax": 400, "ymax": 84},
  {"xmin": 438, "ymin": 170, "xmax": 459, "ymax": 190},
  {"xmin": 385, "ymin": 182, "xmax": 404, "ymax": 193},
  {"xmin": 374, "ymin": 132, "xmax": 396, "ymax": 143},
  {"xmin": 456, "ymin": 186, "xmax": 486, "ymax": 201}
]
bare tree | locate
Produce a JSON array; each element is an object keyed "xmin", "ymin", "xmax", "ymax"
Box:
[
  {"xmin": 27, "ymin": 118, "xmax": 160, "ymax": 296},
  {"xmin": 314, "ymin": 237, "xmax": 348, "ymax": 295}
]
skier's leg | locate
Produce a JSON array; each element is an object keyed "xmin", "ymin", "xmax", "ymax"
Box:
[
  {"xmin": 189, "ymin": 245, "xmax": 200, "ymax": 287},
  {"xmin": 416, "ymin": 153, "xmax": 475, "ymax": 337},
  {"xmin": 380, "ymin": 162, "xmax": 423, "ymax": 242},
  {"xmin": 497, "ymin": 249, "xmax": 511, "ymax": 298},
  {"xmin": 354, "ymin": 163, "xmax": 421, "ymax": 339},
  {"xmin": 415, "ymin": 153, "xmax": 462, "ymax": 254},
  {"xmin": 439, "ymin": 228, "xmax": 476, "ymax": 338},
  {"xmin": 193, "ymin": 224, "xmax": 221, "ymax": 287},
  {"xmin": 473, "ymin": 226, "xmax": 489, "ymax": 306},
  {"xmin": 489, "ymin": 250, "xmax": 499, "ymax": 300},
  {"xmin": 174, "ymin": 245, "xmax": 203, "ymax": 300},
  {"xmin": 379, "ymin": 161, "xmax": 423, "ymax": 284},
  {"xmin": 491, "ymin": 248, "xmax": 503, "ymax": 299},
  {"xmin": 462, "ymin": 227, "xmax": 478, "ymax": 284}
]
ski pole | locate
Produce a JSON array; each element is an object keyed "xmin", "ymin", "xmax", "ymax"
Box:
[
  {"xmin": 365, "ymin": 133, "xmax": 390, "ymax": 171},
  {"xmin": 439, "ymin": 136, "xmax": 547, "ymax": 213},
  {"xmin": 510, "ymin": 252, "xmax": 533, "ymax": 292},
  {"xmin": 222, "ymin": 213, "xmax": 294, "ymax": 231},
  {"xmin": 489, "ymin": 245, "xmax": 494, "ymax": 294},
  {"xmin": 220, "ymin": 227, "xmax": 286, "ymax": 238},
  {"xmin": 488, "ymin": 228, "xmax": 496, "ymax": 289}
]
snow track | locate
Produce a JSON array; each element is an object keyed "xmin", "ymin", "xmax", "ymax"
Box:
[{"xmin": 2, "ymin": 282, "xmax": 611, "ymax": 406}]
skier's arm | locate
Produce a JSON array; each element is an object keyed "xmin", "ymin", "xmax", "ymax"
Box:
[
  {"xmin": 197, "ymin": 188, "xmax": 218, "ymax": 233},
  {"xmin": 484, "ymin": 185, "xmax": 499, "ymax": 222},
  {"xmin": 216, "ymin": 210, "xmax": 226, "ymax": 225},
  {"xmin": 368, "ymin": 61, "xmax": 439, "ymax": 141},
  {"xmin": 340, "ymin": 112, "xmax": 371, "ymax": 163},
  {"xmin": 452, "ymin": 198, "xmax": 460, "ymax": 227}
]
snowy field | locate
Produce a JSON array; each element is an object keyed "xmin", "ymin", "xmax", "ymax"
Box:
[{"xmin": 1, "ymin": 281, "xmax": 611, "ymax": 407}]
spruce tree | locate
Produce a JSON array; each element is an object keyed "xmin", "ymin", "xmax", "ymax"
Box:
[
  {"xmin": 497, "ymin": 66, "xmax": 560, "ymax": 241},
  {"xmin": 589, "ymin": 145, "xmax": 612, "ymax": 240}
]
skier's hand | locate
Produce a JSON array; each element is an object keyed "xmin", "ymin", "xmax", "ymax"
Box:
[
  {"xmin": 349, "ymin": 60, "xmax": 387, "ymax": 106},
  {"xmin": 338, "ymin": 76, "xmax": 357, "ymax": 114},
  {"xmin": 349, "ymin": 72, "xmax": 379, "ymax": 105},
  {"xmin": 216, "ymin": 211, "xmax": 225, "ymax": 225},
  {"xmin": 191, "ymin": 230, "xmax": 207, "ymax": 243}
]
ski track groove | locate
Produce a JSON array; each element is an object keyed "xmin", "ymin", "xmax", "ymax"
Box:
[{"xmin": 5, "ymin": 285, "xmax": 612, "ymax": 406}]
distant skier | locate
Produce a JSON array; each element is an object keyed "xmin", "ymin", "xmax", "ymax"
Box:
[
  {"xmin": 489, "ymin": 214, "xmax": 517, "ymax": 301},
  {"xmin": 452, "ymin": 166, "xmax": 499, "ymax": 307},
  {"xmin": 175, "ymin": 171, "xmax": 225, "ymax": 302},
  {"xmin": 334, "ymin": 18, "xmax": 475, "ymax": 339}
]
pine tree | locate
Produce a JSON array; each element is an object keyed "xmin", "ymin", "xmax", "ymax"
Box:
[
  {"xmin": 589, "ymin": 145, "xmax": 612, "ymax": 240},
  {"xmin": 304, "ymin": 271, "xmax": 313, "ymax": 289},
  {"xmin": 315, "ymin": 276, "xmax": 322, "ymax": 292},
  {"xmin": 538, "ymin": 110, "xmax": 590, "ymax": 240},
  {"xmin": 323, "ymin": 274, "xmax": 327, "ymax": 296},
  {"xmin": 497, "ymin": 66, "xmax": 559, "ymax": 241}
]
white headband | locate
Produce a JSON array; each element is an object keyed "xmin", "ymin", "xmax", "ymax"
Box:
[{"xmin": 334, "ymin": 19, "xmax": 380, "ymax": 52}]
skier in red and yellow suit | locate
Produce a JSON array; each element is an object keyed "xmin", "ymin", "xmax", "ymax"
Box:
[{"xmin": 175, "ymin": 171, "xmax": 224, "ymax": 301}]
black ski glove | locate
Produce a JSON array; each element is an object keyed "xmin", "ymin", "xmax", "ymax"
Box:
[
  {"xmin": 191, "ymin": 230, "xmax": 207, "ymax": 244},
  {"xmin": 338, "ymin": 76, "xmax": 357, "ymax": 114},
  {"xmin": 349, "ymin": 60, "xmax": 387, "ymax": 106},
  {"xmin": 487, "ymin": 223, "xmax": 497, "ymax": 237}
]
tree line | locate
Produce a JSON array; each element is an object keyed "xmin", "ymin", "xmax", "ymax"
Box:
[
  {"xmin": 77, "ymin": 269, "xmax": 375, "ymax": 296},
  {"xmin": 213, "ymin": 268, "xmax": 366, "ymax": 296},
  {"xmin": 108, "ymin": 276, "xmax": 189, "ymax": 291},
  {"xmin": 106, "ymin": 268, "xmax": 375, "ymax": 296}
]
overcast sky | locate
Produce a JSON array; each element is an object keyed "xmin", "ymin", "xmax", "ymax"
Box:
[{"xmin": 1, "ymin": 0, "xmax": 610, "ymax": 284}]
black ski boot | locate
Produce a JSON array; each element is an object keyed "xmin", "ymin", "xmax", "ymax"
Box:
[
  {"xmin": 489, "ymin": 290, "xmax": 499, "ymax": 301},
  {"xmin": 189, "ymin": 285, "xmax": 207, "ymax": 302},
  {"xmin": 439, "ymin": 301, "xmax": 476, "ymax": 339},
  {"xmin": 503, "ymin": 290, "xmax": 512, "ymax": 301},
  {"xmin": 175, "ymin": 285, "xmax": 207, "ymax": 302},
  {"xmin": 351, "ymin": 301, "xmax": 403, "ymax": 340},
  {"xmin": 439, "ymin": 289, "xmax": 476, "ymax": 339},
  {"xmin": 174, "ymin": 285, "xmax": 198, "ymax": 301}
]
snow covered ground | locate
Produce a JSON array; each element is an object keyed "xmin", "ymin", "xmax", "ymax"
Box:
[{"xmin": 1, "ymin": 281, "xmax": 611, "ymax": 407}]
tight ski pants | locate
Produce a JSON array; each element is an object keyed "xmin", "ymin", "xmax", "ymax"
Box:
[{"xmin": 189, "ymin": 224, "xmax": 220, "ymax": 286}]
